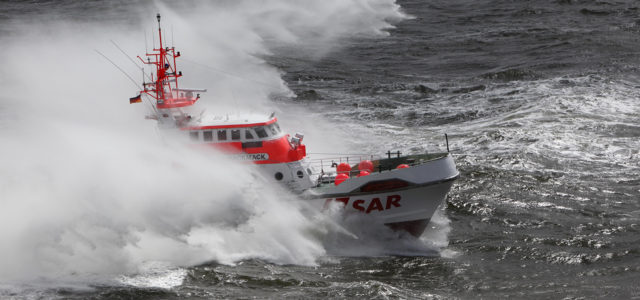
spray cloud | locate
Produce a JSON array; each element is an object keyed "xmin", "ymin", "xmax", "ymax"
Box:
[{"xmin": 0, "ymin": 0, "xmax": 407, "ymax": 285}]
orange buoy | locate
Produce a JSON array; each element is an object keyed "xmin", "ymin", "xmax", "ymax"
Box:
[
  {"xmin": 336, "ymin": 162, "xmax": 351, "ymax": 174},
  {"xmin": 358, "ymin": 160, "xmax": 374, "ymax": 172},
  {"xmin": 396, "ymin": 164, "xmax": 410, "ymax": 169},
  {"xmin": 357, "ymin": 170, "xmax": 370, "ymax": 177},
  {"xmin": 335, "ymin": 173, "xmax": 349, "ymax": 185}
]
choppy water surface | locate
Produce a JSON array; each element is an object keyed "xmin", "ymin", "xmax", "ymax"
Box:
[{"xmin": 1, "ymin": 0, "xmax": 639, "ymax": 298}]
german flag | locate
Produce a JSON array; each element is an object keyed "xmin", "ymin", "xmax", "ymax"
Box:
[{"xmin": 129, "ymin": 94, "xmax": 142, "ymax": 104}]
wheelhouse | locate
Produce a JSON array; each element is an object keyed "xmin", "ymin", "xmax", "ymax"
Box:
[{"xmin": 181, "ymin": 117, "xmax": 306, "ymax": 165}]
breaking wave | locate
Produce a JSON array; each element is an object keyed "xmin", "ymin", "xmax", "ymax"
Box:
[{"xmin": 0, "ymin": 0, "xmax": 412, "ymax": 288}]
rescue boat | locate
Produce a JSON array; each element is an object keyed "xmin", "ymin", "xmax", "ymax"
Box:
[{"xmin": 129, "ymin": 14, "xmax": 459, "ymax": 237}]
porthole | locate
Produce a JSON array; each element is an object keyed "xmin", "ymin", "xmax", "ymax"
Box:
[
  {"xmin": 297, "ymin": 170, "xmax": 304, "ymax": 178},
  {"xmin": 275, "ymin": 172, "xmax": 283, "ymax": 181}
]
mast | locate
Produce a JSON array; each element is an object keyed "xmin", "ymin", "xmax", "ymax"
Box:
[{"xmin": 134, "ymin": 13, "xmax": 200, "ymax": 110}]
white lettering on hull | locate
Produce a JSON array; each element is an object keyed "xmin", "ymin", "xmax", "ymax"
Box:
[
  {"xmin": 233, "ymin": 153, "xmax": 270, "ymax": 161},
  {"xmin": 324, "ymin": 194, "xmax": 402, "ymax": 214}
]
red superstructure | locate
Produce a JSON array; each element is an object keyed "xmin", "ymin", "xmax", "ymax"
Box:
[
  {"xmin": 184, "ymin": 117, "xmax": 307, "ymax": 165},
  {"xmin": 130, "ymin": 14, "xmax": 313, "ymax": 189}
]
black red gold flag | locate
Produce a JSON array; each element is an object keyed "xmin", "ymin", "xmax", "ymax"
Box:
[{"xmin": 129, "ymin": 94, "xmax": 142, "ymax": 104}]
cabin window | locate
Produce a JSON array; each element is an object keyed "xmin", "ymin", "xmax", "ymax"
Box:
[
  {"xmin": 231, "ymin": 129, "xmax": 241, "ymax": 140},
  {"xmin": 255, "ymin": 127, "xmax": 268, "ymax": 138},
  {"xmin": 189, "ymin": 131, "xmax": 199, "ymax": 141},
  {"xmin": 203, "ymin": 131, "xmax": 213, "ymax": 142},
  {"xmin": 217, "ymin": 130, "xmax": 227, "ymax": 141},
  {"xmin": 245, "ymin": 129, "xmax": 254, "ymax": 140},
  {"xmin": 273, "ymin": 123, "xmax": 281, "ymax": 133}
]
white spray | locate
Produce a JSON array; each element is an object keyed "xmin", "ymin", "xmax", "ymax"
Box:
[{"xmin": 0, "ymin": 0, "xmax": 414, "ymax": 286}]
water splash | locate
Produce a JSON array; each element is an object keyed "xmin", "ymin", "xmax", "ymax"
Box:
[{"xmin": 0, "ymin": 0, "xmax": 411, "ymax": 287}]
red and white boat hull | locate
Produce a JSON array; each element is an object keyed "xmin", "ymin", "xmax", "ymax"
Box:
[{"xmin": 302, "ymin": 154, "xmax": 458, "ymax": 237}]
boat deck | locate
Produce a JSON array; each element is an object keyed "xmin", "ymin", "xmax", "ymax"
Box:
[{"xmin": 313, "ymin": 152, "xmax": 451, "ymax": 189}]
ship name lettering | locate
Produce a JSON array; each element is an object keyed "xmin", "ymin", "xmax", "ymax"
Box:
[{"xmin": 324, "ymin": 195, "xmax": 402, "ymax": 213}]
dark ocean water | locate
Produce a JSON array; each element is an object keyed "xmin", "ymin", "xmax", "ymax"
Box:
[
  {"xmin": 1, "ymin": 0, "xmax": 639, "ymax": 299},
  {"xmin": 279, "ymin": 1, "xmax": 640, "ymax": 298}
]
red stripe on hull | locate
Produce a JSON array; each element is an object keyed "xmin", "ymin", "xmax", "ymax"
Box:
[{"xmin": 197, "ymin": 136, "xmax": 306, "ymax": 164}]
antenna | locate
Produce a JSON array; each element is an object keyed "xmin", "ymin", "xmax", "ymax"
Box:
[
  {"xmin": 144, "ymin": 29, "xmax": 148, "ymax": 53},
  {"xmin": 94, "ymin": 49, "xmax": 139, "ymax": 89},
  {"xmin": 95, "ymin": 49, "xmax": 156, "ymax": 113},
  {"xmin": 152, "ymin": 23, "xmax": 155, "ymax": 49},
  {"xmin": 180, "ymin": 57, "xmax": 284, "ymax": 89},
  {"xmin": 110, "ymin": 40, "xmax": 151, "ymax": 82}
]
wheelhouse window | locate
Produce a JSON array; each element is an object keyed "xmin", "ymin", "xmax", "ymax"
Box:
[
  {"xmin": 217, "ymin": 130, "xmax": 227, "ymax": 141},
  {"xmin": 255, "ymin": 126, "xmax": 268, "ymax": 138},
  {"xmin": 203, "ymin": 131, "xmax": 213, "ymax": 142},
  {"xmin": 245, "ymin": 129, "xmax": 255, "ymax": 140},
  {"xmin": 231, "ymin": 129, "xmax": 241, "ymax": 140},
  {"xmin": 189, "ymin": 131, "xmax": 199, "ymax": 141}
]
